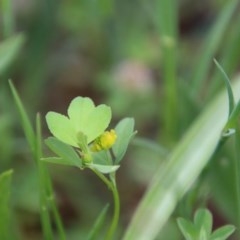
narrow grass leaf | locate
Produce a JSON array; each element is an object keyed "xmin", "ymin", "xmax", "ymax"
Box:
[
  {"xmin": 0, "ymin": 169, "xmax": 13, "ymax": 240},
  {"xmin": 36, "ymin": 114, "xmax": 54, "ymax": 240},
  {"xmin": 214, "ymin": 59, "xmax": 234, "ymax": 116},
  {"xmin": 44, "ymin": 137, "xmax": 82, "ymax": 168},
  {"xmin": 210, "ymin": 225, "xmax": 235, "ymax": 240},
  {"xmin": 224, "ymin": 98, "xmax": 240, "ymax": 132},
  {"xmin": 191, "ymin": 0, "xmax": 238, "ymax": 96},
  {"xmin": 0, "ymin": 34, "xmax": 25, "ymax": 75},
  {"xmin": 9, "ymin": 80, "xmax": 36, "ymax": 154},
  {"xmin": 122, "ymin": 77, "xmax": 240, "ymax": 240},
  {"xmin": 87, "ymin": 204, "xmax": 110, "ymax": 240}
]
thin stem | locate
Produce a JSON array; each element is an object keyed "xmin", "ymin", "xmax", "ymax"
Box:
[
  {"xmin": 36, "ymin": 114, "xmax": 54, "ymax": 240},
  {"xmin": 234, "ymin": 129, "xmax": 240, "ymax": 235},
  {"xmin": 1, "ymin": 0, "xmax": 14, "ymax": 38},
  {"xmin": 105, "ymin": 180, "xmax": 120, "ymax": 240},
  {"xmin": 91, "ymin": 168, "xmax": 112, "ymax": 189},
  {"xmin": 91, "ymin": 169, "xmax": 120, "ymax": 240},
  {"xmin": 36, "ymin": 114, "xmax": 66, "ymax": 240},
  {"xmin": 45, "ymin": 169, "xmax": 66, "ymax": 240}
]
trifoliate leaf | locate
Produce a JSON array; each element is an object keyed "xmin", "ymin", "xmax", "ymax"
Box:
[{"xmin": 46, "ymin": 97, "xmax": 111, "ymax": 147}]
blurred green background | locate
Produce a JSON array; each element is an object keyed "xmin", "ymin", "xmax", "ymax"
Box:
[{"xmin": 1, "ymin": 0, "xmax": 240, "ymax": 239}]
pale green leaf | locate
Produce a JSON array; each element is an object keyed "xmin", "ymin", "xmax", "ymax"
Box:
[
  {"xmin": 177, "ymin": 218, "xmax": 197, "ymax": 240},
  {"xmin": 46, "ymin": 112, "xmax": 77, "ymax": 147},
  {"xmin": 198, "ymin": 227, "xmax": 208, "ymax": 240},
  {"xmin": 112, "ymin": 118, "xmax": 135, "ymax": 163},
  {"xmin": 88, "ymin": 163, "xmax": 120, "ymax": 174},
  {"xmin": 68, "ymin": 97, "xmax": 95, "ymax": 131},
  {"xmin": 210, "ymin": 225, "xmax": 235, "ymax": 240},
  {"xmin": 92, "ymin": 150, "xmax": 111, "ymax": 166},
  {"xmin": 84, "ymin": 104, "xmax": 111, "ymax": 143},
  {"xmin": 122, "ymin": 77, "xmax": 240, "ymax": 240},
  {"xmin": 44, "ymin": 137, "xmax": 82, "ymax": 167},
  {"xmin": 41, "ymin": 157, "xmax": 80, "ymax": 167},
  {"xmin": 194, "ymin": 209, "xmax": 212, "ymax": 237},
  {"xmin": 68, "ymin": 97, "xmax": 111, "ymax": 143}
]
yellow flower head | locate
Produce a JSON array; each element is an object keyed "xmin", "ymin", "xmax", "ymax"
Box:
[{"xmin": 91, "ymin": 129, "xmax": 117, "ymax": 152}]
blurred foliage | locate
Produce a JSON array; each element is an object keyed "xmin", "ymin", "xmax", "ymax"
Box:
[{"xmin": 0, "ymin": 0, "xmax": 240, "ymax": 239}]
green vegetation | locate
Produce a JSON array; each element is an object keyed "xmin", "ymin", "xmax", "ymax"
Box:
[{"xmin": 1, "ymin": 0, "xmax": 240, "ymax": 239}]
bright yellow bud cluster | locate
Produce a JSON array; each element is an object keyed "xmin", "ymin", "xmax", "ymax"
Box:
[{"xmin": 91, "ymin": 130, "xmax": 117, "ymax": 152}]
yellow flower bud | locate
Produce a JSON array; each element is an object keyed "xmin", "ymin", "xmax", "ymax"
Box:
[{"xmin": 91, "ymin": 130, "xmax": 117, "ymax": 152}]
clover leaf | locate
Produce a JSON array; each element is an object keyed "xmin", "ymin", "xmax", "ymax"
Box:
[
  {"xmin": 46, "ymin": 97, "xmax": 111, "ymax": 148},
  {"xmin": 177, "ymin": 209, "xmax": 235, "ymax": 240}
]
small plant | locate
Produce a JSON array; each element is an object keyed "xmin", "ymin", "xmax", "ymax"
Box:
[
  {"xmin": 177, "ymin": 208, "xmax": 235, "ymax": 240},
  {"xmin": 43, "ymin": 96, "xmax": 136, "ymax": 239}
]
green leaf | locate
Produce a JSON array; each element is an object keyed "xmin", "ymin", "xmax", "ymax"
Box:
[
  {"xmin": 112, "ymin": 118, "xmax": 135, "ymax": 163},
  {"xmin": 224, "ymin": 98, "xmax": 240, "ymax": 131},
  {"xmin": 9, "ymin": 80, "xmax": 36, "ymax": 154},
  {"xmin": 194, "ymin": 209, "xmax": 212, "ymax": 237},
  {"xmin": 44, "ymin": 137, "xmax": 82, "ymax": 168},
  {"xmin": 198, "ymin": 227, "xmax": 208, "ymax": 240},
  {"xmin": 122, "ymin": 78, "xmax": 240, "ymax": 240},
  {"xmin": 210, "ymin": 225, "xmax": 235, "ymax": 240},
  {"xmin": 88, "ymin": 163, "xmax": 120, "ymax": 174},
  {"xmin": 214, "ymin": 59, "xmax": 234, "ymax": 117},
  {"xmin": 177, "ymin": 218, "xmax": 197, "ymax": 240},
  {"xmin": 68, "ymin": 97, "xmax": 111, "ymax": 143},
  {"xmin": 92, "ymin": 150, "xmax": 111, "ymax": 166},
  {"xmin": 0, "ymin": 169, "xmax": 13, "ymax": 240},
  {"xmin": 86, "ymin": 204, "xmax": 110, "ymax": 240},
  {"xmin": 191, "ymin": 0, "xmax": 238, "ymax": 95},
  {"xmin": 0, "ymin": 33, "xmax": 25, "ymax": 75},
  {"xmin": 46, "ymin": 97, "xmax": 112, "ymax": 147},
  {"xmin": 41, "ymin": 157, "xmax": 78, "ymax": 167},
  {"xmin": 46, "ymin": 112, "xmax": 78, "ymax": 147}
]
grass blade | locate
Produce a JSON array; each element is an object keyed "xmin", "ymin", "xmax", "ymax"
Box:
[
  {"xmin": 1, "ymin": 0, "xmax": 14, "ymax": 37},
  {"xmin": 0, "ymin": 169, "xmax": 13, "ymax": 240},
  {"xmin": 87, "ymin": 204, "xmax": 110, "ymax": 240},
  {"xmin": 9, "ymin": 80, "xmax": 36, "ymax": 154},
  {"xmin": 0, "ymin": 34, "xmax": 25, "ymax": 75},
  {"xmin": 156, "ymin": 0, "xmax": 178, "ymax": 140},
  {"xmin": 191, "ymin": 0, "xmax": 238, "ymax": 96},
  {"xmin": 122, "ymin": 77, "xmax": 240, "ymax": 240},
  {"xmin": 214, "ymin": 59, "xmax": 234, "ymax": 116}
]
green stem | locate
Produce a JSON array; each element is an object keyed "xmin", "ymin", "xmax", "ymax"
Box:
[
  {"xmin": 157, "ymin": 0, "xmax": 178, "ymax": 142},
  {"xmin": 234, "ymin": 129, "xmax": 240, "ymax": 235},
  {"xmin": 1, "ymin": 0, "xmax": 14, "ymax": 38},
  {"xmin": 36, "ymin": 114, "xmax": 65, "ymax": 239},
  {"xmin": 91, "ymin": 169, "xmax": 120, "ymax": 240},
  {"xmin": 38, "ymin": 162, "xmax": 54, "ymax": 240},
  {"xmin": 36, "ymin": 114, "xmax": 54, "ymax": 240},
  {"xmin": 105, "ymin": 180, "xmax": 120, "ymax": 240},
  {"xmin": 45, "ymin": 170, "xmax": 66, "ymax": 240}
]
